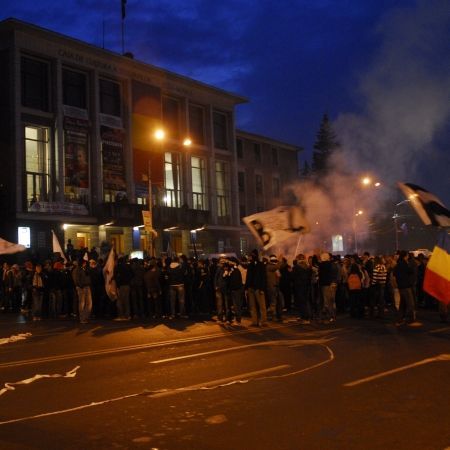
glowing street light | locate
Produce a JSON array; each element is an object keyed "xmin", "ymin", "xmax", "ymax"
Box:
[
  {"xmin": 154, "ymin": 128, "xmax": 165, "ymax": 141},
  {"xmin": 183, "ymin": 137, "xmax": 192, "ymax": 147}
]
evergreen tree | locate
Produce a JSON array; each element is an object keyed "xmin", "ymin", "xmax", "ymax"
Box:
[{"xmin": 312, "ymin": 113, "xmax": 340, "ymax": 175}]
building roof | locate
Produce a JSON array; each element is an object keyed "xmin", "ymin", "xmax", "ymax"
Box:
[
  {"xmin": 0, "ymin": 17, "xmax": 248, "ymax": 105},
  {"xmin": 236, "ymin": 129, "xmax": 303, "ymax": 153}
]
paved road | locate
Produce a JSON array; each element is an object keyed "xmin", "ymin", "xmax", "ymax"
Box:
[{"xmin": 0, "ymin": 312, "xmax": 449, "ymax": 450}]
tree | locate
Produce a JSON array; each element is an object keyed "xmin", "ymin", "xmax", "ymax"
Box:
[{"xmin": 312, "ymin": 113, "xmax": 340, "ymax": 175}]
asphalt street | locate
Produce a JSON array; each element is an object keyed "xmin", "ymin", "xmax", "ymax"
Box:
[{"xmin": 0, "ymin": 311, "xmax": 449, "ymax": 450}]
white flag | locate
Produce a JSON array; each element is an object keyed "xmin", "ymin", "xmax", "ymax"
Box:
[
  {"xmin": 52, "ymin": 230, "xmax": 67, "ymax": 263},
  {"xmin": 103, "ymin": 247, "xmax": 118, "ymax": 301},
  {"xmin": 243, "ymin": 206, "xmax": 310, "ymax": 250},
  {"xmin": 0, "ymin": 238, "xmax": 26, "ymax": 255},
  {"xmin": 398, "ymin": 182, "xmax": 450, "ymax": 227}
]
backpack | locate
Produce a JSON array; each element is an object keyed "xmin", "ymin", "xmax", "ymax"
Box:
[{"xmin": 347, "ymin": 273, "xmax": 362, "ymax": 290}]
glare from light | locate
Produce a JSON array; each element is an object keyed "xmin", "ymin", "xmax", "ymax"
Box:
[
  {"xmin": 183, "ymin": 138, "xmax": 192, "ymax": 147},
  {"xmin": 63, "ymin": 224, "xmax": 68, "ymax": 230},
  {"xmin": 362, "ymin": 177, "xmax": 371, "ymax": 186},
  {"xmin": 374, "ymin": 182, "xmax": 381, "ymax": 187},
  {"xmin": 154, "ymin": 129, "xmax": 165, "ymax": 141}
]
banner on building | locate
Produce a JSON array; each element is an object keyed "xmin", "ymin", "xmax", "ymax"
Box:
[
  {"xmin": 243, "ymin": 206, "xmax": 310, "ymax": 250},
  {"xmin": 101, "ymin": 126, "xmax": 127, "ymax": 194},
  {"xmin": 64, "ymin": 117, "xmax": 90, "ymax": 199}
]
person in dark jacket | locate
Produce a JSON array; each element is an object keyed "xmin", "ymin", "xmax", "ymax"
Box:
[
  {"xmin": 144, "ymin": 259, "xmax": 162, "ymax": 318},
  {"xmin": 72, "ymin": 259, "xmax": 92, "ymax": 324},
  {"xmin": 318, "ymin": 252, "xmax": 336, "ymax": 322},
  {"xmin": 292, "ymin": 254, "xmax": 312, "ymax": 323},
  {"xmin": 114, "ymin": 257, "xmax": 133, "ymax": 320},
  {"xmin": 130, "ymin": 259, "xmax": 145, "ymax": 319},
  {"xmin": 393, "ymin": 251, "xmax": 417, "ymax": 325},
  {"xmin": 167, "ymin": 256, "xmax": 187, "ymax": 318},
  {"xmin": 245, "ymin": 249, "xmax": 267, "ymax": 326}
]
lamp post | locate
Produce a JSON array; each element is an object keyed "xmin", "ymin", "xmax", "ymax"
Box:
[
  {"xmin": 351, "ymin": 176, "xmax": 381, "ymax": 254},
  {"xmin": 393, "ymin": 199, "xmax": 410, "ymax": 252},
  {"xmin": 146, "ymin": 128, "xmax": 166, "ymax": 257}
]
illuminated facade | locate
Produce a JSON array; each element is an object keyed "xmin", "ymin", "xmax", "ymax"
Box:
[{"xmin": 0, "ymin": 19, "xmax": 301, "ymax": 258}]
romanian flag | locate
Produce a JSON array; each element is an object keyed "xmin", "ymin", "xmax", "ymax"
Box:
[{"xmin": 423, "ymin": 231, "xmax": 450, "ymax": 304}]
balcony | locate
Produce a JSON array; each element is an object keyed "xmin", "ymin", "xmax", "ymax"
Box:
[{"xmin": 96, "ymin": 201, "xmax": 210, "ymax": 229}]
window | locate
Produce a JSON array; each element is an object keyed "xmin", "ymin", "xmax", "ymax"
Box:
[
  {"xmin": 238, "ymin": 171, "xmax": 245, "ymax": 192},
  {"xmin": 191, "ymin": 156, "xmax": 207, "ymax": 210},
  {"xmin": 254, "ymin": 143, "xmax": 261, "ymax": 163},
  {"xmin": 99, "ymin": 79, "xmax": 121, "ymax": 116},
  {"xmin": 215, "ymin": 161, "xmax": 230, "ymax": 220},
  {"xmin": 25, "ymin": 126, "xmax": 51, "ymax": 207},
  {"xmin": 236, "ymin": 139, "xmax": 243, "ymax": 158},
  {"xmin": 213, "ymin": 111, "xmax": 228, "ymax": 150},
  {"xmin": 255, "ymin": 174, "xmax": 263, "ymax": 194},
  {"xmin": 21, "ymin": 56, "xmax": 49, "ymax": 111},
  {"xmin": 273, "ymin": 177, "xmax": 280, "ymax": 197},
  {"xmin": 164, "ymin": 152, "xmax": 182, "ymax": 207},
  {"xmin": 189, "ymin": 104, "xmax": 205, "ymax": 145},
  {"xmin": 63, "ymin": 69, "xmax": 87, "ymax": 109},
  {"xmin": 272, "ymin": 147, "xmax": 278, "ymax": 166},
  {"xmin": 163, "ymin": 96, "xmax": 180, "ymax": 140}
]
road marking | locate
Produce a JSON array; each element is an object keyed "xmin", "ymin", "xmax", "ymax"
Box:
[
  {"xmin": 150, "ymin": 338, "xmax": 333, "ymax": 364},
  {"xmin": 429, "ymin": 326, "xmax": 450, "ymax": 334},
  {"xmin": 0, "ymin": 323, "xmax": 340, "ymax": 369},
  {"xmin": 0, "ymin": 364, "xmax": 289, "ymax": 426},
  {"xmin": 149, "ymin": 365, "xmax": 291, "ymax": 398},
  {"xmin": 344, "ymin": 354, "xmax": 450, "ymax": 387}
]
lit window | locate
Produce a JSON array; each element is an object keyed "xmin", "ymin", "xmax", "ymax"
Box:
[{"xmin": 191, "ymin": 156, "xmax": 207, "ymax": 210}]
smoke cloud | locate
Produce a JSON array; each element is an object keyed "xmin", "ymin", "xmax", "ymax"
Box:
[{"xmin": 286, "ymin": 0, "xmax": 450, "ymax": 256}]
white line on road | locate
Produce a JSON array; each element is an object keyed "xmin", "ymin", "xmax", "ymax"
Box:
[
  {"xmin": 0, "ymin": 364, "xmax": 289, "ymax": 426},
  {"xmin": 0, "ymin": 324, "xmax": 341, "ymax": 369},
  {"xmin": 344, "ymin": 354, "xmax": 450, "ymax": 387},
  {"xmin": 149, "ymin": 338, "xmax": 333, "ymax": 364},
  {"xmin": 429, "ymin": 326, "xmax": 450, "ymax": 334}
]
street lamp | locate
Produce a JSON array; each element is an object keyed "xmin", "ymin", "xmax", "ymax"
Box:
[{"xmin": 351, "ymin": 176, "xmax": 381, "ymax": 254}]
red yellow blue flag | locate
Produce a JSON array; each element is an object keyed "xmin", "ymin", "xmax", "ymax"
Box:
[{"xmin": 423, "ymin": 231, "xmax": 450, "ymax": 304}]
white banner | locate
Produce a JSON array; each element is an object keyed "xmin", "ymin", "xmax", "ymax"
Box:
[{"xmin": 243, "ymin": 206, "xmax": 310, "ymax": 250}]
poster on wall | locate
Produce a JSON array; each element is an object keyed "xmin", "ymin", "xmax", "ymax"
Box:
[
  {"xmin": 101, "ymin": 126, "xmax": 127, "ymax": 194},
  {"xmin": 64, "ymin": 117, "xmax": 90, "ymax": 199}
]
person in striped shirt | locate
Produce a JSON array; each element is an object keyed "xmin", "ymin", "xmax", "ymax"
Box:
[{"xmin": 370, "ymin": 256, "xmax": 388, "ymax": 318}]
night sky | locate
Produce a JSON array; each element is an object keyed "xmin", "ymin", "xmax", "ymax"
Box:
[{"xmin": 1, "ymin": 0, "xmax": 449, "ymax": 204}]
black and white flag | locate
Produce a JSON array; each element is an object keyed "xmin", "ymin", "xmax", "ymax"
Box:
[
  {"xmin": 398, "ymin": 182, "xmax": 450, "ymax": 227},
  {"xmin": 243, "ymin": 206, "xmax": 310, "ymax": 250}
]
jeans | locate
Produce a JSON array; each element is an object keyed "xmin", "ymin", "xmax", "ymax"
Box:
[
  {"xmin": 76, "ymin": 286, "xmax": 92, "ymax": 323},
  {"xmin": 215, "ymin": 288, "xmax": 231, "ymax": 321},
  {"xmin": 170, "ymin": 284, "xmax": 186, "ymax": 317},
  {"xmin": 32, "ymin": 289, "xmax": 44, "ymax": 318},
  {"xmin": 247, "ymin": 288, "xmax": 267, "ymax": 326},
  {"xmin": 398, "ymin": 287, "xmax": 416, "ymax": 322},
  {"xmin": 267, "ymin": 286, "xmax": 284, "ymax": 320},
  {"xmin": 117, "ymin": 285, "xmax": 131, "ymax": 319},
  {"xmin": 321, "ymin": 285, "xmax": 336, "ymax": 320},
  {"xmin": 230, "ymin": 287, "xmax": 244, "ymax": 322}
]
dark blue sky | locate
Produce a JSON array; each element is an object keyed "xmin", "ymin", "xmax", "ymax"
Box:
[{"xmin": 2, "ymin": 0, "xmax": 449, "ymax": 203}]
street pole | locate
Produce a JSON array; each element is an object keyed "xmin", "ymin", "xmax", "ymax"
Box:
[{"xmin": 148, "ymin": 159, "xmax": 153, "ymax": 257}]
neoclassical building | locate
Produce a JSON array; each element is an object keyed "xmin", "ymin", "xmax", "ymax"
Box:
[{"xmin": 0, "ymin": 18, "xmax": 301, "ymax": 258}]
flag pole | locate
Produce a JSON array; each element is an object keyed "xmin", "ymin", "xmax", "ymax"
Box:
[{"xmin": 121, "ymin": 0, "xmax": 126, "ymax": 54}]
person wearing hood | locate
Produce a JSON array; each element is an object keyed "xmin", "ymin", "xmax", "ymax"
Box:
[
  {"xmin": 245, "ymin": 249, "xmax": 267, "ymax": 327},
  {"xmin": 266, "ymin": 255, "xmax": 284, "ymax": 322},
  {"xmin": 168, "ymin": 256, "xmax": 188, "ymax": 318}
]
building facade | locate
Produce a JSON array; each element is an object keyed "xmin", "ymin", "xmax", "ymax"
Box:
[{"xmin": 0, "ymin": 19, "xmax": 301, "ymax": 260}]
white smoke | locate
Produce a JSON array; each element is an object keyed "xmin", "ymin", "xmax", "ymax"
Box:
[{"xmin": 287, "ymin": 0, "xmax": 450, "ymax": 256}]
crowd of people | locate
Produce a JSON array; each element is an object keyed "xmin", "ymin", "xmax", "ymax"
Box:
[{"xmin": 1, "ymin": 244, "xmax": 448, "ymax": 327}]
